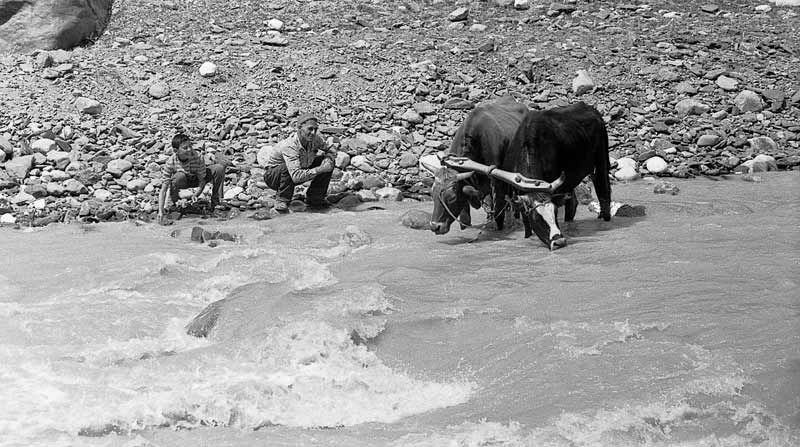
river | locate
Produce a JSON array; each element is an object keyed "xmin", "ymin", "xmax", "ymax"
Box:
[{"xmin": 1, "ymin": 172, "xmax": 798, "ymax": 447}]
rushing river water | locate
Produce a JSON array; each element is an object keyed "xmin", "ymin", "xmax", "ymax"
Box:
[{"xmin": 1, "ymin": 172, "xmax": 798, "ymax": 447}]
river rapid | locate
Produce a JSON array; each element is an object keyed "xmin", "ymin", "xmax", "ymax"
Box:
[{"xmin": 1, "ymin": 172, "xmax": 798, "ymax": 447}]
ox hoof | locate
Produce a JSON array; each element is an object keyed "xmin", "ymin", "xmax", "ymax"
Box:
[{"xmin": 549, "ymin": 235, "xmax": 567, "ymax": 251}]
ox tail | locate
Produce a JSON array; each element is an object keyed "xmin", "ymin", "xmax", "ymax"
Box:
[{"xmin": 592, "ymin": 124, "xmax": 612, "ymax": 221}]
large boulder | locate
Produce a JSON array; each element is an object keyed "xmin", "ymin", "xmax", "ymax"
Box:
[{"xmin": 0, "ymin": 0, "xmax": 113, "ymax": 52}]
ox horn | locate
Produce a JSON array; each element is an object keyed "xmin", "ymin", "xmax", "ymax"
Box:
[
  {"xmin": 491, "ymin": 170, "xmax": 566, "ymax": 193},
  {"xmin": 455, "ymin": 171, "xmax": 474, "ymax": 181}
]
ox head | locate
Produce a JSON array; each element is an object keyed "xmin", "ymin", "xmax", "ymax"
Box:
[{"xmin": 420, "ymin": 154, "xmax": 482, "ymax": 234}]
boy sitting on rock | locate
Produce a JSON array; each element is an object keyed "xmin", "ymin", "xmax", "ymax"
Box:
[{"xmin": 157, "ymin": 133, "xmax": 226, "ymax": 224}]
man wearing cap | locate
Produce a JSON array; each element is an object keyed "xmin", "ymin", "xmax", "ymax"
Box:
[{"xmin": 264, "ymin": 113, "xmax": 335, "ymax": 212}]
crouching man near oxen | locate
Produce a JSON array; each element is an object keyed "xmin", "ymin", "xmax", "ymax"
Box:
[{"xmin": 263, "ymin": 113, "xmax": 335, "ymax": 212}]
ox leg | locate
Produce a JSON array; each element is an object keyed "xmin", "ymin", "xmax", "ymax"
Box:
[
  {"xmin": 591, "ymin": 174, "xmax": 612, "ymax": 222},
  {"xmin": 532, "ymin": 201, "xmax": 566, "ymax": 250},
  {"xmin": 493, "ymin": 182, "xmax": 508, "ymax": 230},
  {"xmin": 564, "ymin": 191, "xmax": 578, "ymax": 222}
]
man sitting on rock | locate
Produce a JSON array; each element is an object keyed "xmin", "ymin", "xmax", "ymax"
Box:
[
  {"xmin": 264, "ymin": 113, "xmax": 335, "ymax": 212},
  {"xmin": 157, "ymin": 133, "xmax": 226, "ymax": 224}
]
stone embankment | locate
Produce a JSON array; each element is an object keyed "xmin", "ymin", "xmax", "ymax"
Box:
[{"xmin": 1, "ymin": 0, "xmax": 798, "ymax": 227}]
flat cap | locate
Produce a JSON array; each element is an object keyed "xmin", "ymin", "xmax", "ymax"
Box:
[{"xmin": 296, "ymin": 113, "xmax": 319, "ymax": 127}]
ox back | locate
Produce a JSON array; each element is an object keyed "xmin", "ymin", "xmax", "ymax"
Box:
[
  {"xmin": 447, "ymin": 96, "xmax": 528, "ymax": 229},
  {"xmin": 503, "ymin": 102, "xmax": 612, "ymax": 249}
]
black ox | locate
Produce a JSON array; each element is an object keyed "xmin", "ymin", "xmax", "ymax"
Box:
[
  {"xmin": 424, "ymin": 96, "xmax": 528, "ymax": 234},
  {"xmin": 422, "ymin": 100, "xmax": 611, "ymax": 250}
]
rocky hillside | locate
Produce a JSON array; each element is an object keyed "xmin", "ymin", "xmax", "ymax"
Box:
[{"xmin": 1, "ymin": 0, "xmax": 798, "ymax": 226}]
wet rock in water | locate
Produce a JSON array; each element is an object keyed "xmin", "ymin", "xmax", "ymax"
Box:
[
  {"xmin": 615, "ymin": 166, "xmax": 639, "ymax": 181},
  {"xmin": 589, "ymin": 201, "xmax": 645, "ymax": 217},
  {"xmin": 645, "ymin": 156, "xmax": 668, "ymax": 174},
  {"xmin": 375, "ymin": 186, "xmax": 402, "ymax": 201},
  {"xmin": 341, "ymin": 225, "xmax": 371, "ymax": 247},
  {"xmin": 401, "ymin": 209, "xmax": 432, "ymax": 229},
  {"xmin": 741, "ymin": 173, "xmax": 763, "ymax": 183},
  {"xmin": 654, "ymin": 181, "xmax": 680, "ymax": 195},
  {"xmin": 736, "ymin": 154, "xmax": 778, "ymax": 173},
  {"xmin": 614, "ymin": 204, "xmax": 646, "ymax": 217},
  {"xmin": 186, "ymin": 298, "xmax": 226, "ymax": 337},
  {"xmin": 250, "ymin": 209, "xmax": 273, "ymax": 220},
  {"xmin": 0, "ymin": 213, "xmax": 16, "ymax": 225},
  {"xmin": 335, "ymin": 194, "xmax": 362, "ymax": 209}
]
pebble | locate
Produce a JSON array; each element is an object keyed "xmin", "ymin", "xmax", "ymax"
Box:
[
  {"xmin": 148, "ymin": 82, "xmax": 170, "ymax": 99},
  {"xmin": 645, "ymin": 156, "xmax": 668, "ymax": 174},
  {"xmin": 675, "ymin": 99, "xmax": 710, "ymax": 115},
  {"xmin": 748, "ymin": 136, "xmax": 778, "ymax": 152},
  {"xmin": 734, "ymin": 90, "xmax": 764, "ymax": 113},
  {"xmin": 697, "ymin": 134, "xmax": 721, "ymax": 147},
  {"xmin": 514, "ymin": 0, "xmax": 530, "ymax": 10},
  {"xmin": 614, "ymin": 166, "xmax": 639, "ymax": 181},
  {"xmin": 31, "ymin": 138, "xmax": 56, "ymax": 153},
  {"xmin": 107, "ymin": 159, "xmax": 134, "ymax": 177},
  {"xmin": 4, "ymin": 155, "xmax": 34, "ymax": 179},
  {"xmin": 572, "ymin": 70, "xmax": 595, "ymax": 96},
  {"xmin": 448, "ymin": 7, "xmax": 469, "ymax": 22},
  {"xmin": 75, "ymin": 97, "xmax": 102, "ymax": 115},
  {"xmin": 715, "ymin": 75, "xmax": 739, "ymax": 91},
  {"xmin": 199, "ymin": 62, "xmax": 218, "ymax": 77}
]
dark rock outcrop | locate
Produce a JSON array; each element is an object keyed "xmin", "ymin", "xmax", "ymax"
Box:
[{"xmin": 0, "ymin": 0, "xmax": 112, "ymax": 52}]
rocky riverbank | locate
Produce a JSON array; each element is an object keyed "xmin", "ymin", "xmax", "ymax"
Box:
[{"xmin": 1, "ymin": 0, "xmax": 798, "ymax": 227}]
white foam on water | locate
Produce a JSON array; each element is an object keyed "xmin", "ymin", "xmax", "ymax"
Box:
[
  {"xmin": 0, "ymin": 281, "xmax": 473, "ymax": 445},
  {"xmin": 771, "ymin": 0, "xmax": 800, "ymax": 6}
]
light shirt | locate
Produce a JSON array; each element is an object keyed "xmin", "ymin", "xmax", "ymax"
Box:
[{"xmin": 266, "ymin": 133, "xmax": 328, "ymax": 184}]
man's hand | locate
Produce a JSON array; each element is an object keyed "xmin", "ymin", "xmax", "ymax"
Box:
[
  {"xmin": 176, "ymin": 198, "xmax": 188, "ymax": 208},
  {"xmin": 318, "ymin": 157, "xmax": 335, "ymax": 173}
]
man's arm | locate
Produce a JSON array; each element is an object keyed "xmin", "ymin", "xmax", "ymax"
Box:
[
  {"xmin": 157, "ymin": 182, "xmax": 169, "ymax": 223},
  {"xmin": 193, "ymin": 175, "xmax": 207, "ymax": 200},
  {"xmin": 283, "ymin": 146, "xmax": 318, "ymax": 184}
]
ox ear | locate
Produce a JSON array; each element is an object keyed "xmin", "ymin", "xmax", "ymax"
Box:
[{"xmin": 462, "ymin": 185, "xmax": 482, "ymax": 209}]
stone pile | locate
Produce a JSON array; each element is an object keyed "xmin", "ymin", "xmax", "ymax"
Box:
[{"xmin": 1, "ymin": 0, "xmax": 798, "ymax": 226}]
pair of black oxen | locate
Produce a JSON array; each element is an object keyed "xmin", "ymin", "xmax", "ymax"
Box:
[{"xmin": 421, "ymin": 96, "xmax": 612, "ymax": 250}]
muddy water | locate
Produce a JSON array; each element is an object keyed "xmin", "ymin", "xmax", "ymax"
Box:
[{"xmin": 1, "ymin": 172, "xmax": 798, "ymax": 447}]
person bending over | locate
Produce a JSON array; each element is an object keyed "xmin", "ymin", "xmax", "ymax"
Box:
[
  {"xmin": 157, "ymin": 133, "xmax": 226, "ymax": 224},
  {"xmin": 264, "ymin": 113, "xmax": 335, "ymax": 212}
]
